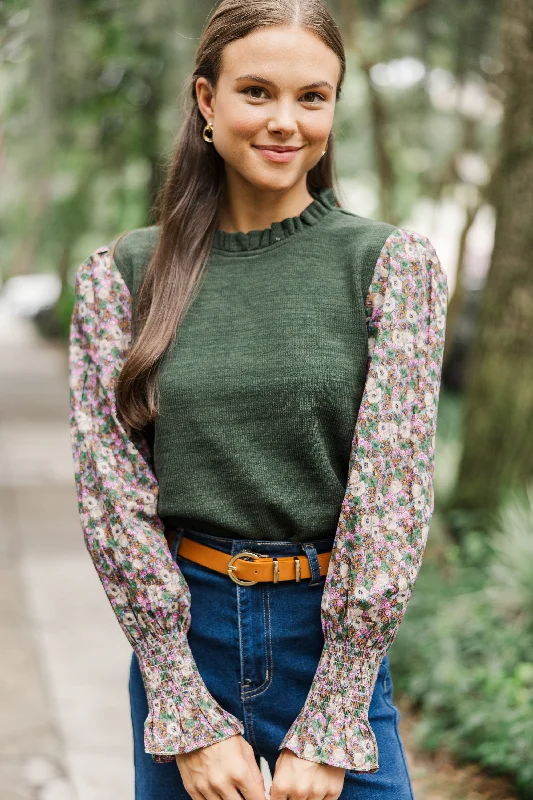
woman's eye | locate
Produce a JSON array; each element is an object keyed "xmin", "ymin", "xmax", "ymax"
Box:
[
  {"xmin": 242, "ymin": 87, "xmax": 268, "ymax": 100},
  {"xmin": 301, "ymin": 91, "xmax": 325, "ymax": 103},
  {"xmin": 241, "ymin": 87, "xmax": 325, "ymax": 103}
]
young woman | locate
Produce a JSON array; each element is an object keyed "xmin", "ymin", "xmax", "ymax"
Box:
[{"xmin": 68, "ymin": 1, "xmax": 448, "ymax": 798}]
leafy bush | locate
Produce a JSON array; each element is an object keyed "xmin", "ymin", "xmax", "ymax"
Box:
[{"xmin": 389, "ymin": 486, "xmax": 533, "ymax": 797}]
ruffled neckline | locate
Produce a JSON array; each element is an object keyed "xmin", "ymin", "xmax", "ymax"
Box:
[{"xmin": 212, "ymin": 186, "xmax": 337, "ymax": 253}]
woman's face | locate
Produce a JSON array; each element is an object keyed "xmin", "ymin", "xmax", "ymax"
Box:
[{"xmin": 196, "ymin": 25, "xmax": 341, "ymax": 193}]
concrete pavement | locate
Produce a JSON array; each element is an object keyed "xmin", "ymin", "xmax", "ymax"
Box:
[{"xmin": 0, "ymin": 313, "xmax": 134, "ymax": 799}]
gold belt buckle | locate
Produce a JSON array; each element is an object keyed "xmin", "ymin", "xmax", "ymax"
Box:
[{"xmin": 227, "ymin": 550, "xmax": 270, "ymax": 586}]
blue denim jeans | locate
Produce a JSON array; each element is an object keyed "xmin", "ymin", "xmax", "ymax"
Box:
[{"xmin": 129, "ymin": 527, "xmax": 414, "ymax": 799}]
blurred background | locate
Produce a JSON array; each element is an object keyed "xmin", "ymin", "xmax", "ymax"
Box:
[{"xmin": 1, "ymin": 1, "xmax": 532, "ymax": 798}]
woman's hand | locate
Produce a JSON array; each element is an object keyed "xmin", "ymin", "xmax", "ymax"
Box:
[
  {"xmin": 175, "ymin": 734, "xmax": 267, "ymax": 800},
  {"xmin": 270, "ymin": 748, "xmax": 345, "ymax": 800}
]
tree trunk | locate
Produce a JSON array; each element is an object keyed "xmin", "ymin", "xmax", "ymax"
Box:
[
  {"xmin": 442, "ymin": 201, "xmax": 481, "ymax": 371},
  {"xmin": 450, "ymin": 0, "xmax": 533, "ymax": 515}
]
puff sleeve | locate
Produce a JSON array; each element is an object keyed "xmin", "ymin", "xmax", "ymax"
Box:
[
  {"xmin": 278, "ymin": 228, "xmax": 448, "ymax": 771},
  {"xmin": 68, "ymin": 244, "xmax": 245, "ymax": 762}
]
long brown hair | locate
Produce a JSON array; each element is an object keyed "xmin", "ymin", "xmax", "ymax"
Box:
[{"xmin": 116, "ymin": 0, "xmax": 346, "ymax": 431}]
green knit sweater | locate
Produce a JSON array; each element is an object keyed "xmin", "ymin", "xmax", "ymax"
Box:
[{"xmin": 114, "ymin": 187, "xmax": 395, "ymax": 542}]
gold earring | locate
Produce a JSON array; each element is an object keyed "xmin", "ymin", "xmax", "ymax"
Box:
[
  {"xmin": 202, "ymin": 122, "xmax": 214, "ymax": 143},
  {"xmin": 322, "ymin": 141, "xmax": 329, "ymax": 157}
]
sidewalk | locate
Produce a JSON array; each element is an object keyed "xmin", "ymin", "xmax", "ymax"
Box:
[{"xmin": 0, "ymin": 314, "xmax": 134, "ymax": 800}]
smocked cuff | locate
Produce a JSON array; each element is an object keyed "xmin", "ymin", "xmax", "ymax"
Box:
[
  {"xmin": 136, "ymin": 631, "xmax": 244, "ymax": 762},
  {"xmin": 278, "ymin": 639, "xmax": 383, "ymax": 772}
]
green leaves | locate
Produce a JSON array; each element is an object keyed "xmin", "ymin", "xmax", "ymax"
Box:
[{"xmin": 388, "ymin": 486, "xmax": 533, "ymax": 794}]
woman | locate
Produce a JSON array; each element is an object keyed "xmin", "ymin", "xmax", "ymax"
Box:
[{"xmin": 68, "ymin": 1, "xmax": 448, "ymax": 798}]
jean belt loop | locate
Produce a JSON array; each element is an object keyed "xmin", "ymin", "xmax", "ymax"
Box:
[
  {"xmin": 169, "ymin": 529, "xmax": 184, "ymax": 562},
  {"xmin": 301, "ymin": 542, "xmax": 322, "ymax": 586}
]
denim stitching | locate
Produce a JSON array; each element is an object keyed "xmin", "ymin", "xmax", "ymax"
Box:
[
  {"xmin": 241, "ymin": 538, "xmax": 334, "ymax": 548},
  {"xmin": 244, "ymin": 587, "xmax": 274, "ymax": 699},
  {"xmin": 301, "ymin": 543, "xmax": 322, "ymax": 586},
  {"xmin": 247, "ymin": 695, "xmax": 258, "ymax": 749},
  {"xmin": 392, "ymin": 708, "xmax": 414, "ymax": 798},
  {"xmin": 380, "ymin": 664, "xmax": 415, "ymax": 798},
  {"xmin": 381, "ymin": 660, "xmax": 395, "ymax": 710},
  {"xmin": 239, "ymin": 588, "xmax": 260, "ymax": 749},
  {"xmin": 181, "ymin": 528, "xmax": 334, "ymax": 548},
  {"xmin": 244, "ymin": 674, "xmax": 260, "ymax": 750},
  {"xmin": 176, "ymin": 554, "xmax": 218, "ymax": 574},
  {"xmin": 242, "ymin": 586, "xmax": 270, "ymax": 697},
  {"xmin": 236, "ymin": 580, "xmax": 260, "ymax": 748},
  {"xmin": 246, "ymin": 594, "xmax": 273, "ymax": 699},
  {"xmin": 240, "ymin": 588, "xmax": 268, "ymax": 699},
  {"xmin": 180, "ymin": 530, "xmax": 237, "ymax": 547},
  {"xmin": 236, "ymin": 583, "xmax": 247, "ymax": 703},
  {"xmin": 169, "ymin": 529, "xmax": 183, "ymax": 561}
]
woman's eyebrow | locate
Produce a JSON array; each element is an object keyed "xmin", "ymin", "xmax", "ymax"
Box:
[{"xmin": 234, "ymin": 74, "xmax": 335, "ymax": 91}]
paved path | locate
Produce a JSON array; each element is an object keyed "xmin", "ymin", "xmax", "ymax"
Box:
[
  {"xmin": 0, "ymin": 313, "xmax": 135, "ymax": 799},
  {"xmin": 0, "ymin": 312, "xmax": 515, "ymax": 800}
]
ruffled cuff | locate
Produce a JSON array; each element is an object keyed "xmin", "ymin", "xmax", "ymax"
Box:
[
  {"xmin": 278, "ymin": 639, "xmax": 383, "ymax": 772},
  {"xmin": 135, "ymin": 631, "xmax": 244, "ymax": 762}
]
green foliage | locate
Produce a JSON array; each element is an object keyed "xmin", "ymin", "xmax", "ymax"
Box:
[
  {"xmin": 54, "ymin": 283, "xmax": 76, "ymax": 338},
  {"xmin": 389, "ymin": 487, "xmax": 533, "ymax": 797},
  {"xmin": 2, "ymin": 0, "xmax": 502, "ymax": 286}
]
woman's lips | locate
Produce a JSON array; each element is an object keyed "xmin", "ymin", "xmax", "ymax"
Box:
[{"xmin": 252, "ymin": 146, "xmax": 302, "ymax": 163}]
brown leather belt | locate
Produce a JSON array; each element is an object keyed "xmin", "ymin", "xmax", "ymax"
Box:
[{"xmin": 175, "ymin": 534, "xmax": 332, "ymax": 585}]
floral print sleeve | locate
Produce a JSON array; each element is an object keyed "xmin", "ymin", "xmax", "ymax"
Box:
[
  {"xmin": 68, "ymin": 244, "xmax": 245, "ymax": 762},
  {"xmin": 278, "ymin": 228, "xmax": 448, "ymax": 772}
]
